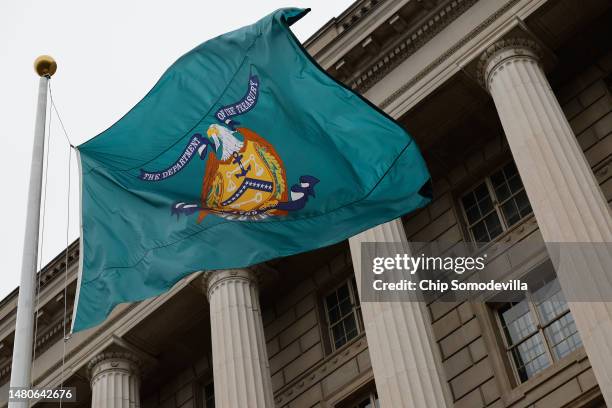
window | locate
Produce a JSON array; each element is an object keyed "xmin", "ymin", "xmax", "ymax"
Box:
[
  {"xmin": 461, "ymin": 161, "xmax": 532, "ymax": 242},
  {"xmin": 493, "ymin": 263, "xmax": 582, "ymax": 383},
  {"xmin": 339, "ymin": 387, "xmax": 380, "ymax": 408},
  {"xmin": 201, "ymin": 382, "xmax": 214, "ymax": 408},
  {"xmin": 347, "ymin": 391, "xmax": 379, "ymax": 408},
  {"xmin": 324, "ymin": 278, "xmax": 363, "ymax": 351}
]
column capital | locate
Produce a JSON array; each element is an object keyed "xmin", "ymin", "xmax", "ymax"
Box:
[
  {"xmin": 477, "ymin": 37, "xmax": 542, "ymax": 91},
  {"xmin": 87, "ymin": 350, "xmax": 141, "ymax": 381},
  {"xmin": 88, "ymin": 350, "xmax": 142, "ymax": 407},
  {"xmin": 202, "ymin": 268, "xmax": 260, "ymax": 300}
]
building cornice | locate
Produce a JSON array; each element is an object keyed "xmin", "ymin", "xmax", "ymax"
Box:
[
  {"xmin": 309, "ymin": 0, "xmax": 410, "ymax": 67},
  {"xmin": 334, "ymin": 0, "xmax": 384, "ymax": 34},
  {"xmin": 304, "ymin": 0, "xmax": 386, "ymax": 51},
  {"xmin": 378, "ymin": 0, "xmax": 522, "ymax": 110},
  {"xmin": 274, "ymin": 333, "xmax": 369, "ymax": 405},
  {"xmin": 0, "ymin": 239, "xmax": 80, "ymax": 312},
  {"xmin": 349, "ymin": 0, "xmax": 478, "ymax": 93}
]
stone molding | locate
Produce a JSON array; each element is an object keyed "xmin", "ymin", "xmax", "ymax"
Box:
[
  {"xmin": 0, "ymin": 362, "xmax": 10, "ymax": 384},
  {"xmin": 38, "ymin": 243, "xmax": 79, "ymax": 288},
  {"xmin": 594, "ymin": 156, "xmax": 612, "ymax": 181},
  {"xmin": 88, "ymin": 350, "xmax": 143, "ymax": 408},
  {"xmin": 201, "ymin": 268, "xmax": 260, "ymax": 300},
  {"xmin": 350, "ymin": 0, "xmax": 478, "ymax": 93},
  {"xmin": 273, "ymin": 334, "xmax": 369, "ymax": 406},
  {"xmin": 378, "ymin": 0, "xmax": 521, "ymax": 109},
  {"xmin": 338, "ymin": 0, "xmax": 383, "ymax": 33},
  {"xmin": 0, "ymin": 240, "xmax": 79, "ymax": 311},
  {"xmin": 87, "ymin": 351, "xmax": 142, "ymax": 380},
  {"xmin": 477, "ymin": 37, "xmax": 542, "ymax": 89},
  {"xmin": 34, "ymin": 312, "xmax": 72, "ymax": 354}
]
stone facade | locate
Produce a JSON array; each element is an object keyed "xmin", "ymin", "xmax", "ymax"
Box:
[{"xmin": 1, "ymin": 0, "xmax": 611, "ymax": 407}]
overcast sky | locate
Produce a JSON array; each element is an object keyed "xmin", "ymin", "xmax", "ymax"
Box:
[{"xmin": 0, "ymin": 0, "xmax": 354, "ymax": 300}]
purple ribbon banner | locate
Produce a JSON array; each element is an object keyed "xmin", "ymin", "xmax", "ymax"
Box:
[
  {"xmin": 138, "ymin": 133, "xmax": 206, "ymax": 181},
  {"xmin": 138, "ymin": 75, "xmax": 260, "ymax": 182},
  {"xmin": 215, "ymin": 75, "xmax": 260, "ymax": 129}
]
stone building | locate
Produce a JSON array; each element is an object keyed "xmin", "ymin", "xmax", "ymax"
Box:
[{"xmin": 1, "ymin": 0, "xmax": 611, "ymax": 406}]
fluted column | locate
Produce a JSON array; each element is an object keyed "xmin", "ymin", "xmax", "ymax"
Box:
[
  {"xmin": 203, "ymin": 269, "xmax": 274, "ymax": 408},
  {"xmin": 349, "ymin": 219, "xmax": 451, "ymax": 408},
  {"xmin": 479, "ymin": 38, "xmax": 612, "ymax": 405},
  {"xmin": 88, "ymin": 351, "xmax": 141, "ymax": 408}
]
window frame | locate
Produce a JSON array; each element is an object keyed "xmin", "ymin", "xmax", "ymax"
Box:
[
  {"xmin": 337, "ymin": 385, "xmax": 379, "ymax": 408},
  {"xmin": 491, "ymin": 273, "xmax": 581, "ymax": 384},
  {"xmin": 200, "ymin": 380, "xmax": 215, "ymax": 408},
  {"xmin": 323, "ymin": 277, "xmax": 364, "ymax": 352},
  {"xmin": 460, "ymin": 161, "xmax": 532, "ymax": 243}
]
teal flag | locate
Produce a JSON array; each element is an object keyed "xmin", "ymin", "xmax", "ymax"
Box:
[{"xmin": 72, "ymin": 8, "xmax": 431, "ymax": 332}]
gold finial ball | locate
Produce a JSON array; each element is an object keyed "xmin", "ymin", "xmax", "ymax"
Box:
[{"xmin": 34, "ymin": 55, "xmax": 57, "ymax": 77}]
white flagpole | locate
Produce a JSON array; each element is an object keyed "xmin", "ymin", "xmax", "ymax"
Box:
[{"xmin": 8, "ymin": 56, "xmax": 57, "ymax": 408}]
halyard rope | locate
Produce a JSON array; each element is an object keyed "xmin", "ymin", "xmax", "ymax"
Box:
[
  {"xmin": 28, "ymin": 78, "xmax": 75, "ymax": 406},
  {"xmin": 49, "ymin": 80, "xmax": 74, "ymax": 408}
]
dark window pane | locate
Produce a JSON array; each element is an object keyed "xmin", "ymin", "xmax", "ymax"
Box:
[
  {"xmin": 343, "ymin": 315, "xmax": 359, "ymax": 342},
  {"xmin": 326, "ymin": 292, "xmax": 338, "ymax": 310},
  {"xmin": 474, "ymin": 183, "xmax": 489, "ymax": 201},
  {"xmin": 465, "ymin": 205, "xmax": 481, "ymax": 224},
  {"xmin": 334, "ymin": 337, "xmax": 346, "ymax": 350},
  {"xmin": 337, "ymin": 284, "xmax": 350, "ymax": 302},
  {"xmin": 328, "ymin": 305, "xmax": 340, "ymax": 324},
  {"xmin": 478, "ymin": 194, "xmax": 494, "ymax": 215},
  {"xmin": 332, "ymin": 324, "xmax": 346, "ymax": 349},
  {"xmin": 485, "ymin": 212, "xmax": 503, "ymax": 240},
  {"xmin": 358, "ymin": 399, "xmax": 372, "ymax": 408},
  {"xmin": 471, "ymin": 220, "xmax": 489, "ymax": 242},
  {"xmin": 504, "ymin": 162, "xmax": 518, "ymax": 178},
  {"xmin": 339, "ymin": 298, "xmax": 353, "ymax": 316},
  {"xmin": 462, "ymin": 192, "xmax": 476, "ymax": 210},
  {"xmin": 507, "ymin": 174, "xmax": 523, "ymax": 193},
  {"xmin": 495, "ymin": 183, "xmax": 511, "ymax": 202},
  {"xmin": 502, "ymin": 200, "xmax": 520, "ymax": 226},
  {"xmin": 204, "ymin": 383, "xmax": 215, "ymax": 408},
  {"xmin": 490, "ymin": 171, "xmax": 505, "ymax": 188},
  {"xmin": 515, "ymin": 190, "xmax": 532, "ymax": 217}
]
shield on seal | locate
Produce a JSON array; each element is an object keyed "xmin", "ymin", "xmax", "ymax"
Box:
[{"xmin": 198, "ymin": 127, "xmax": 288, "ymax": 221}]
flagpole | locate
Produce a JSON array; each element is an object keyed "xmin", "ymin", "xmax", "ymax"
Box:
[{"xmin": 8, "ymin": 56, "xmax": 56, "ymax": 408}]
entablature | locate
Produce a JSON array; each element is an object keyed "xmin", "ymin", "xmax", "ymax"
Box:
[{"xmin": 305, "ymin": 0, "xmax": 479, "ymax": 94}]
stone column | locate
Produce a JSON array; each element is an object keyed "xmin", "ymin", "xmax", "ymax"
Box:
[
  {"xmin": 88, "ymin": 351, "xmax": 141, "ymax": 408},
  {"xmin": 349, "ymin": 219, "xmax": 451, "ymax": 408},
  {"xmin": 479, "ymin": 38, "xmax": 612, "ymax": 405},
  {"xmin": 203, "ymin": 269, "xmax": 274, "ymax": 408}
]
